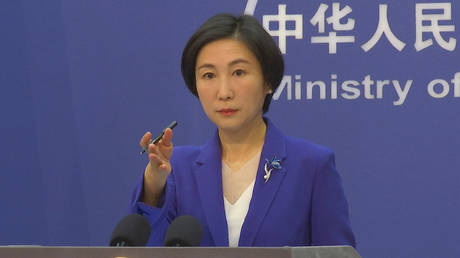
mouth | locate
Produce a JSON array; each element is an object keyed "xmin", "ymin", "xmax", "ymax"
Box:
[{"xmin": 217, "ymin": 109, "xmax": 238, "ymax": 116}]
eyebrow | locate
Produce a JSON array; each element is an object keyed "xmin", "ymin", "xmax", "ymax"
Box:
[
  {"xmin": 196, "ymin": 58, "xmax": 251, "ymax": 71},
  {"xmin": 229, "ymin": 58, "xmax": 251, "ymax": 66}
]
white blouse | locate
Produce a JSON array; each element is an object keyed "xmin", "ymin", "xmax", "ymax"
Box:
[
  {"xmin": 222, "ymin": 151, "xmax": 260, "ymax": 247},
  {"xmin": 224, "ymin": 180, "xmax": 255, "ymax": 247}
]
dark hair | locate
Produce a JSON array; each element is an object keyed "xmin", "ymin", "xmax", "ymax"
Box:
[{"xmin": 181, "ymin": 14, "xmax": 284, "ymax": 113}]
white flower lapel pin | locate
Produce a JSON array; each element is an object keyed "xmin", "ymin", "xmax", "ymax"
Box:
[{"xmin": 264, "ymin": 155, "xmax": 282, "ymax": 183}]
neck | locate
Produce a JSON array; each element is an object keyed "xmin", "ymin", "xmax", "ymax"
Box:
[{"xmin": 219, "ymin": 117, "xmax": 267, "ymax": 165}]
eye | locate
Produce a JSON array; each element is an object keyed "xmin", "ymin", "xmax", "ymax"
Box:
[
  {"xmin": 233, "ymin": 69, "xmax": 245, "ymax": 77},
  {"xmin": 202, "ymin": 72, "xmax": 215, "ymax": 79}
]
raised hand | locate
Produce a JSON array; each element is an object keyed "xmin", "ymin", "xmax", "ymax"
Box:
[{"xmin": 139, "ymin": 128, "xmax": 173, "ymax": 206}]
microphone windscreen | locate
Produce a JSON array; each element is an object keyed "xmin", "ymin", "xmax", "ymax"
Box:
[
  {"xmin": 109, "ymin": 214, "xmax": 151, "ymax": 246},
  {"xmin": 164, "ymin": 215, "xmax": 203, "ymax": 246}
]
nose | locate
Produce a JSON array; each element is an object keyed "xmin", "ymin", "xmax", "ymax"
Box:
[{"xmin": 217, "ymin": 76, "xmax": 234, "ymax": 101}]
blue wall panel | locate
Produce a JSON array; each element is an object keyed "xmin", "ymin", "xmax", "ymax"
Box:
[{"xmin": 1, "ymin": 1, "xmax": 459, "ymax": 257}]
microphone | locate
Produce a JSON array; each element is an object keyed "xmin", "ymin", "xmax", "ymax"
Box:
[
  {"xmin": 164, "ymin": 215, "xmax": 203, "ymax": 246},
  {"xmin": 109, "ymin": 214, "xmax": 151, "ymax": 246}
]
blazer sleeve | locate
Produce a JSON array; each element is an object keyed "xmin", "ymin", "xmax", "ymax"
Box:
[
  {"xmin": 130, "ymin": 171, "xmax": 177, "ymax": 246},
  {"xmin": 310, "ymin": 151, "xmax": 357, "ymax": 248}
]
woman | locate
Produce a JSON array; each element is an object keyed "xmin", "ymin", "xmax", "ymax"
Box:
[{"xmin": 131, "ymin": 13, "xmax": 356, "ymax": 247}]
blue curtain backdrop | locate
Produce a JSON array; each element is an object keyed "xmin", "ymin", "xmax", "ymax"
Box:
[{"xmin": 1, "ymin": 1, "xmax": 459, "ymax": 257}]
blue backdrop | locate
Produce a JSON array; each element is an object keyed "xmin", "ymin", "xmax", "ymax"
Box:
[{"xmin": 1, "ymin": 1, "xmax": 459, "ymax": 257}]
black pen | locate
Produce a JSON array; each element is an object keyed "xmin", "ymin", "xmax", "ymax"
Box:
[{"xmin": 140, "ymin": 121, "xmax": 178, "ymax": 154}]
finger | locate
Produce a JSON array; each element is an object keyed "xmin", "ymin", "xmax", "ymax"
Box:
[
  {"xmin": 151, "ymin": 144, "xmax": 169, "ymax": 164},
  {"xmin": 140, "ymin": 131, "xmax": 152, "ymax": 148},
  {"xmin": 158, "ymin": 139, "xmax": 173, "ymax": 162},
  {"xmin": 148, "ymin": 153, "xmax": 166, "ymax": 171},
  {"xmin": 158, "ymin": 163, "xmax": 171, "ymax": 172},
  {"xmin": 160, "ymin": 128, "xmax": 173, "ymax": 147},
  {"xmin": 148, "ymin": 145, "xmax": 165, "ymax": 164},
  {"xmin": 148, "ymin": 149, "xmax": 171, "ymax": 172},
  {"xmin": 149, "ymin": 143, "xmax": 168, "ymax": 162},
  {"xmin": 148, "ymin": 152, "xmax": 161, "ymax": 166},
  {"xmin": 148, "ymin": 143, "xmax": 157, "ymax": 154}
]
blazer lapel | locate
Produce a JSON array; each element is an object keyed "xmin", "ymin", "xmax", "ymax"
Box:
[
  {"xmin": 193, "ymin": 131, "xmax": 229, "ymax": 246},
  {"xmin": 238, "ymin": 119, "xmax": 287, "ymax": 246}
]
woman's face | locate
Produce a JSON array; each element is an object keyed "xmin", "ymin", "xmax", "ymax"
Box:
[{"xmin": 195, "ymin": 38, "xmax": 270, "ymax": 134}]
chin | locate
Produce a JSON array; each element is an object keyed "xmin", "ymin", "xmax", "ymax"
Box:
[{"xmin": 212, "ymin": 117, "xmax": 242, "ymax": 132}]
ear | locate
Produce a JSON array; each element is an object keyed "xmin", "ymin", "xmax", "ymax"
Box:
[{"xmin": 264, "ymin": 82, "xmax": 273, "ymax": 94}]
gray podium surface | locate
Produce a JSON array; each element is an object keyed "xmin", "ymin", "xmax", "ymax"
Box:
[{"xmin": 0, "ymin": 246, "xmax": 360, "ymax": 258}]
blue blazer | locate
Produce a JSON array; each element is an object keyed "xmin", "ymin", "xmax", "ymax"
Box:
[{"xmin": 131, "ymin": 119, "xmax": 356, "ymax": 247}]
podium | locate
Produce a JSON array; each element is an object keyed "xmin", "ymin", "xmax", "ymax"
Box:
[{"xmin": 0, "ymin": 246, "xmax": 360, "ymax": 258}]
